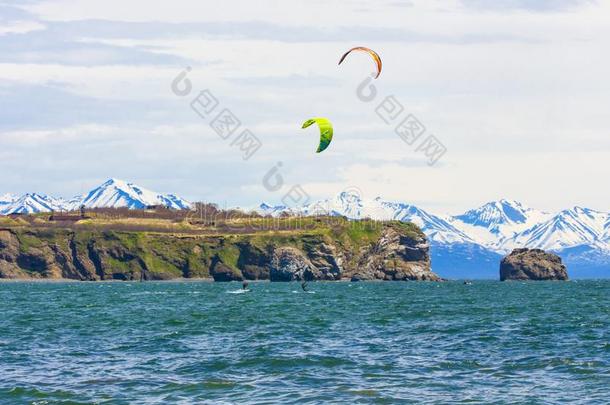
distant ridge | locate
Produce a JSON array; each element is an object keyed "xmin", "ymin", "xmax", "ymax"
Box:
[{"xmin": 0, "ymin": 178, "xmax": 191, "ymax": 215}]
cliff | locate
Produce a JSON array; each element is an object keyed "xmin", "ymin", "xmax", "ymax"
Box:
[
  {"xmin": 500, "ymin": 248, "xmax": 569, "ymax": 281},
  {"xmin": 0, "ymin": 219, "xmax": 440, "ymax": 281}
]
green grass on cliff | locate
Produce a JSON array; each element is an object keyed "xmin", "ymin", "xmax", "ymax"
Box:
[
  {"xmin": 338, "ymin": 221, "xmax": 382, "ymax": 245},
  {"xmin": 142, "ymin": 254, "xmax": 183, "ymax": 278},
  {"xmin": 3, "ymin": 217, "xmax": 427, "ymax": 280},
  {"xmin": 216, "ymin": 244, "xmax": 241, "ymax": 269},
  {"xmin": 386, "ymin": 220, "xmax": 425, "ymax": 239},
  {"xmin": 210, "ymin": 217, "xmax": 424, "ymax": 253},
  {"xmin": 16, "ymin": 233, "xmax": 45, "ymax": 252}
]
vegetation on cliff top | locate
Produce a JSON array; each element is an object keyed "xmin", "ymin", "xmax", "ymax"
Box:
[{"xmin": 1, "ymin": 208, "xmax": 428, "ymax": 281}]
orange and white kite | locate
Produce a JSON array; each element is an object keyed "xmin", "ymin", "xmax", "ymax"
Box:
[{"xmin": 338, "ymin": 47, "xmax": 382, "ymax": 79}]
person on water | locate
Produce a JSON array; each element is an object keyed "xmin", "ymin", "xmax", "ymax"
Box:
[
  {"xmin": 242, "ymin": 281, "xmax": 249, "ymax": 290},
  {"xmin": 301, "ymin": 281, "xmax": 308, "ymax": 292}
]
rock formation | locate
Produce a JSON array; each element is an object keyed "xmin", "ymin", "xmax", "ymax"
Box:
[
  {"xmin": 0, "ymin": 219, "xmax": 440, "ymax": 281},
  {"xmin": 351, "ymin": 226, "xmax": 438, "ymax": 281},
  {"xmin": 500, "ymin": 248, "xmax": 568, "ymax": 281}
]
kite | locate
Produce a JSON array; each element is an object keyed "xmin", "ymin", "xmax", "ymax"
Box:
[
  {"xmin": 302, "ymin": 118, "xmax": 333, "ymax": 153},
  {"xmin": 338, "ymin": 47, "xmax": 382, "ymax": 79}
]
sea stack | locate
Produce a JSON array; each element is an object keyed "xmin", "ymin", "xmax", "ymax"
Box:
[{"xmin": 500, "ymin": 248, "xmax": 568, "ymax": 281}]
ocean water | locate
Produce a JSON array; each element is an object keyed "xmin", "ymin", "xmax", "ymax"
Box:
[{"xmin": 0, "ymin": 281, "xmax": 608, "ymax": 404}]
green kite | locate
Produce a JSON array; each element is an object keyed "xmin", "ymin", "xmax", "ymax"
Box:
[{"xmin": 302, "ymin": 117, "xmax": 333, "ymax": 153}]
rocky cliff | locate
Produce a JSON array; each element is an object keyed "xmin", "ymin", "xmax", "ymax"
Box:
[
  {"xmin": 500, "ymin": 248, "xmax": 569, "ymax": 281},
  {"xmin": 0, "ymin": 219, "xmax": 440, "ymax": 281}
]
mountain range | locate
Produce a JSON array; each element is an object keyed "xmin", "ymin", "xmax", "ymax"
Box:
[
  {"xmin": 258, "ymin": 193, "xmax": 610, "ymax": 279},
  {"xmin": 1, "ymin": 180, "xmax": 608, "ymax": 278},
  {"xmin": 0, "ymin": 178, "xmax": 191, "ymax": 215}
]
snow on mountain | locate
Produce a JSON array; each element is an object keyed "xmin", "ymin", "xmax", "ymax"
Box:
[
  {"xmin": 602, "ymin": 218, "xmax": 610, "ymax": 244},
  {"xmin": 502, "ymin": 207, "xmax": 609, "ymax": 251},
  {"xmin": 0, "ymin": 179, "xmax": 191, "ymax": 214},
  {"xmin": 79, "ymin": 179, "xmax": 191, "ymax": 210},
  {"xmin": 0, "ymin": 193, "xmax": 66, "ymax": 215},
  {"xmin": 257, "ymin": 203, "xmax": 289, "ymax": 217},
  {"xmin": 259, "ymin": 190, "xmax": 382, "ymax": 219},
  {"xmin": 0, "ymin": 193, "xmax": 17, "ymax": 213},
  {"xmin": 305, "ymin": 191, "xmax": 377, "ymax": 219},
  {"xmin": 451, "ymin": 199, "xmax": 551, "ymax": 247},
  {"xmin": 157, "ymin": 194, "xmax": 191, "ymax": 210},
  {"xmin": 455, "ymin": 199, "xmax": 532, "ymax": 228},
  {"xmin": 449, "ymin": 200, "xmax": 609, "ymax": 258}
]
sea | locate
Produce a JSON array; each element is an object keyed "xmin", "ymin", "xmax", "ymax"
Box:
[{"xmin": 0, "ymin": 280, "xmax": 608, "ymax": 404}]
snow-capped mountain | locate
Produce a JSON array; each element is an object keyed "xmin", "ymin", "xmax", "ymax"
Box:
[
  {"xmin": 0, "ymin": 179, "xmax": 191, "ymax": 215},
  {"xmin": 76, "ymin": 178, "xmax": 191, "ymax": 210},
  {"xmin": 502, "ymin": 207, "xmax": 609, "ymax": 251},
  {"xmin": 258, "ymin": 193, "xmax": 610, "ymax": 278},
  {"xmin": 455, "ymin": 199, "xmax": 533, "ymax": 230},
  {"xmin": 450, "ymin": 199, "xmax": 551, "ymax": 248},
  {"xmin": 0, "ymin": 193, "xmax": 17, "ymax": 211},
  {"xmin": 2, "ymin": 193, "xmax": 67, "ymax": 215},
  {"xmin": 302, "ymin": 191, "xmax": 376, "ymax": 219}
]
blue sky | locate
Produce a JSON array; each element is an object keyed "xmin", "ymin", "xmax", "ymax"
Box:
[{"xmin": 0, "ymin": 0, "xmax": 608, "ymax": 213}]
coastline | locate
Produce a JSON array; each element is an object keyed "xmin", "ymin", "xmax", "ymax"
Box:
[{"xmin": 0, "ymin": 219, "xmax": 440, "ymax": 282}]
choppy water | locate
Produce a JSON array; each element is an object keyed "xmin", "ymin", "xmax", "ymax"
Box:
[{"xmin": 0, "ymin": 280, "xmax": 608, "ymax": 404}]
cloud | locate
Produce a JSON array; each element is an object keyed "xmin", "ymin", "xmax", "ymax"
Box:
[
  {"xmin": 0, "ymin": 25, "xmax": 193, "ymax": 66},
  {"xmin": 0, "ymin": 4, "xmax": 193, "ymax": 65},
  {"xmin": 461, "ymin": 0, "xmax": 596, "ymax": 12},
  {"xmin": 0, "ymin": 3, "xmax": 45, "ymax": 35},
  {"xmin": 0, "ymin": 81, "xmax": 197, "ymax": 129},
  {"xmin": 153, "ymin": 21, "xmax": 532, "ymax": 44},
  {"xmin": 0, "ymin": 4, "xmax": 32, "ymax": 21}
]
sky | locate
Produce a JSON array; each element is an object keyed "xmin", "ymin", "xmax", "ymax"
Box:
[{"xmin": 0, "ymin": 0, "xmax": 608, "ymax": 214}]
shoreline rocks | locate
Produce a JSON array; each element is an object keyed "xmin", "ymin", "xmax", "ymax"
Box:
[
  {"xmin": 0, "ymin": 220, "xmax": 440, "ymax": 282},
  {"xmin": 351, "ymin": 226, "xmax": 440, "ymax": 281},
  {"xmin": 500, "ymin": 248, "xmax": 568, "ymax": 281}
]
